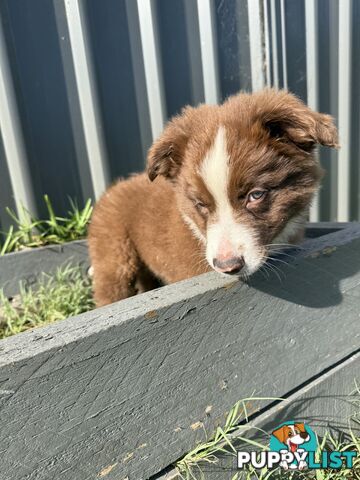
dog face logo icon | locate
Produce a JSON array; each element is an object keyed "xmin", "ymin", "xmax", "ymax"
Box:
[
  {"xmin": 269, "ymin": 421, "xmax": 317, "ymax": 470},
  {"xmin": 272, "ymin": 423, "xmax": 310, "ymax": 453},
  {"xmin": 237, "ymin": 421, "xmax": 357, "ymax": 471}
]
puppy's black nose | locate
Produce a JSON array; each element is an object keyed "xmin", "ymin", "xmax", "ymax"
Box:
[
  {"xmin": 300, "ymin": 432, "xmax": 309, "ymax": 440},
  {"xmin": 213, "ymin": 256, "xmax": 245, "ymax": 275}
]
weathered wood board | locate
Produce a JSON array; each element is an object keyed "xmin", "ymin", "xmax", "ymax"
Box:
[
  {"xmin": 305, "ymin": 221, "xmax": 353, "ymax": 238},
  {"xmin": 0, "ymin": 222, "xmax": 353, "ymax": 298},
  {"xmin": 0, "ymin": 225, "xmax": 359, "ymax": 479},
  {"xmin": 156, "ymin": 351, "xmax": 360, "ymax": 479},
  {"xmin": 0, "ymin": 239, "xmax": 89, "ymax": 297}
]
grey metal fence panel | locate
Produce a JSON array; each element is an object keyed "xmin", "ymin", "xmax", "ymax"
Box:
[
  {"xmin": 85, "ymin": 0, "xmax": 152, "ymax": 177},
  {"xmin": 0, "ymin": 0, "xmax": 358, "ymax": 229},
  {"xmin": 214, "ymin": 0, "xmax": 252, "ymax": 99},
  {"xmin": 305, "ymin": 0, "xmax": 320, "ymax": 221},
  {"xmin": 1, "ymin": 0, "xmax": 85, "ymax": 219},
  {"xmin": 0, "ymin": 7, "xmax": 36, "ymax": 222}
]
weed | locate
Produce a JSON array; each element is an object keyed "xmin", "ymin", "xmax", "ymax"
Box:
[
  {"xmin": 0, "ymin": 264, "xmax": 94, "ymax": 339},
  {"xmin": 176, "ymin": 395, "xmax": 360, "ymax": 480},
  {"xmin": 0, "ymin": 195, "xmax": 92, "ymax": 254}
]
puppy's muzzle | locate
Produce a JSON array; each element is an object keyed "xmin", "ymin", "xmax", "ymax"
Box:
[{"xmin": 213, "ymin": 256, "xmax": 245, "ymax": 275}]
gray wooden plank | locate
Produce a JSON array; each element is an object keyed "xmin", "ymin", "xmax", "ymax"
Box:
[
  {"xmin": 0, "ymin": 240, "xmax": 89, "ymax": 297},
  {"xmin": 156, "ymin": 351, "xmax": 360, "ymax": 480},
  {"xmin": 305, "ymin": 221, "xmax": 354, "ymax": 238},
  {"xmin": 0, "ymin": 222, "xmax": 352, "ymax": 298},
  {"xmin": 0, "ymin": 225, "xmax": 359, "ymax": 479}
]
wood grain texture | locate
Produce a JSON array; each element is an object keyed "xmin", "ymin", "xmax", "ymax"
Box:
[
  {"xmin": 0, "ymin": 225, "xmax": 359, "ymax": 479},
  {"xmin": 156, "ymin": 351, "xmax": 360, "ymax": 480}
]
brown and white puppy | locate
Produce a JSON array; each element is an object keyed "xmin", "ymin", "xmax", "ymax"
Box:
[{"xmin": 88, "ymin": 89, "xmax": 338, "ymax": 306}]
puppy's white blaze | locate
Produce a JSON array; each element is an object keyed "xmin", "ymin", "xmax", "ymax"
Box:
[
  {"xmin": 200, "ymin": 127, "xmax": 229, "ymax": 215},
  {"xmin": 200, "ymin": 126, "xmax": 262, "ymax": 274}
]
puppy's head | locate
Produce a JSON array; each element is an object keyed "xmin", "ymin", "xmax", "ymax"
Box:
[
  {"xmin": 272, "ymin": 423, "xmax": 310, "ymax": 452},
  {"xmin": 147, "ymin": 89, "xmax": 338, "ymax": 277}
]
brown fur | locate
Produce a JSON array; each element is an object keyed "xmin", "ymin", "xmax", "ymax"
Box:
[{"xmin": 88, "ymin": 89, "xmax": 338, "ymax": 306}]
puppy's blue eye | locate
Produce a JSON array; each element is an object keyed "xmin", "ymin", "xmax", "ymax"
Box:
[{"xmin": 248, "ymin": 190, "xmax": 266, "ymax": 202}]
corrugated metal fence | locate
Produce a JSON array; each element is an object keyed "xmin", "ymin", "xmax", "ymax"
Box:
[{"xmin": 0, "ymin": 0, "xmax": 358, "ymax": 230}]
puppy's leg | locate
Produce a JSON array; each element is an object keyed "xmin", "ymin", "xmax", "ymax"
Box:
[{"xmin": 89, "ymin": 234, "xmax": 140, "ymax": 307}]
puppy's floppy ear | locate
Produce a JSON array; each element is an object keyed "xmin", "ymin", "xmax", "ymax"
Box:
[
  {"xmin": 256, "ymin": 89, "xmax": 339, "ymax": 152},
  {"xmin": 272, "ymin": 425, "xmax": 288, "ymax": 444},
  {"xmin": 147, "ymin": 107, "xmax": 193, "ymax": 182}
]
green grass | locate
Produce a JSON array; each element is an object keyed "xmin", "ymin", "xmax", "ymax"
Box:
[
  {"xmin": 176, "ymin": 394, "xmax": 360, "ymax": 480},
  {"xmin": 0, "ymin": 265, "xmax": 94, "ymax": 339},
  {"xmin": 176, "ymin": 397, "xmax": 277, "ymax": 479},
  {"xmin": 0, "ymin": 195, "xmax": 93, "ymax": 255}
]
